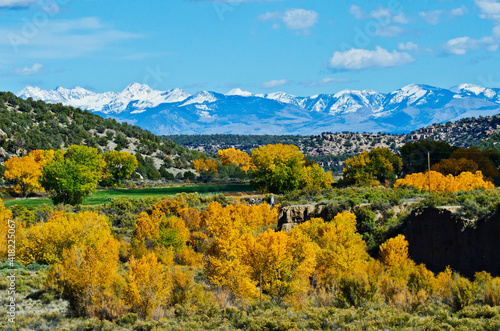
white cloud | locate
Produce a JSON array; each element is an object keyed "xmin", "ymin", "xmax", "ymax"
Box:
[
  {"xmin": 262, "ymin": 79, "xmax": 290, "ymax": 89},
  {"xmin": 0, "ymin": 0, "xmax": 37, "ymax": 8},
  {"xmin": 282, "ymin": 9, "xmax": 318, "ymax": 30},
  {"xmin": 328, "ymin": 46, "xmax": 414, "ymax": 70},
  {"xmin": 494, "ymin": 24, "xmax": 500, "ymax": 36},
  {"xmin": 398, "ymin": 41, "xmax": 418, "ymax": 51},
  {"xmin": 350, "ymin": 5, "xmax": 409, "ymax": 24},
  {"xmin": 13, "ymin": 62, "xmax": 43, "ymax": 76},
  {"xmin": 474, "ymin": 0, "xmax": 500, "ymax": 22},
  {"xmin": 376, "ymin": 26, "xmax": 403, "ymax": 37},
  {"xmin": 349, "ymin": 5, "xmax": 364, "ymax": 19},
  {"xmin": 258, "ymin": 11, "xmax": 281, "ymax": 21},
  {"xmin": 259, "ymin": 8, "xmax": 318, "ymax": 32},
  {"xmin": 419, "ymin": 10, "xmax": 444, "ymax": 25},
  {"xmin": 450, "ymin": 5, "xmax": 469, "ymax": 16},
  {"xmin": 445, "ymin": 36, "xmax": 498, "ymax": 55},
  {"xmin": 393, "ymin": 13, "xmax": 410, "ymax": 24},
  {"xmin": 301, "ymin": 77, "xmax": 350, "ymax": 87}
]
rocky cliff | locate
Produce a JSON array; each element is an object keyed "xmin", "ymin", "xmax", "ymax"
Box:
[{"xmin": 403, "ymin": 207, "xmax": 500, "ymax": 277}]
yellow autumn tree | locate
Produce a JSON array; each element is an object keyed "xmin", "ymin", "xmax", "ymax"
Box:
[
  {"xmin": 204, "ymin": 202, "xmax": 258, "ymax": 301},
  {"xmin": 17, "ymin": 211, "xmax": 113, "ymax": 265},
  {"xmin": 28, "ymin": 149, "xmax": 55, "ymax": 167},
  {"xmin": 379, "ymin": 234, "xmax": 409, "ymax": 267},
  {"xmin": 250, "ymin": 144, "xmax": 333, "ymax": 194},
  {"xmin": 217, "ymin": 148, "xmax": 256, "ymax": 172},
  {"xmin": 243, "ymin": 229, "xmax": 316, "ymax": 304},
  {"xmin": 192, "ymin": 159, "xmax": 219, "ymax": 175},
  {"xmin": 46, "ymin": 212, "xmax": 123, "ymax": 318},
  {"xmin": 4, "ymin": 155, "xmax": 43, "ymax": 197},
  {"xmin": 291, "ymin": 213, "xmax": 369, "ymax": 287},
  {"xmin": 126, "ymin": 252, "xmax": 172, "ymax": 318},
  {"xmin": 395, "ymin": 171, "xmax": 494, "ymax": 192}
]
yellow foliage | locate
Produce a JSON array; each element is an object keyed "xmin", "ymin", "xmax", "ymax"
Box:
[
  {"xmin": 177, "ymin": 207, "xmax": 204, "ymax": 231},
  {"xmin": 4, "ymin": 154, "xmax": 44, "ymax": 196},
  {"xmin": 125, "ymin": 252, "xmax": 172, "ymax": 318},
  {"xmin": 290, "ymin": 213, "xmax": 368, "ymax": 287},
  {"xmin": 28, "ymin": 149, "xmax": 55, "ymax": 167},
  {"xmin": 204, "ymin": 202, "xmax": 266, "ymax": 300},
  {"xmin": 244, "ymin": 229, "xmax": 317, "ymax": 304},
  {"xmin": 17, "ymin": 211, "xmax": 113, "ymax": 265},
  {"xmin": 177, "ymin": 245, "xmax": 203, "ymax": 267},
  {"xmin": 46, "ymin": 215, "xmax": 122, "ymax": 317},
  {"xmin": 192, "ymin": 158, "xmax": 218, "ymax": 175},
  {"xmin": 0, "ymin": 199, "xmax": 15, "ymax": 259},
  {"xmin": 217, "ymin": 148, "xmax": 256, "ymax": 172},
  {"xmin": 395, "ymin": 170, "xmax": 494, "ymax": 192},
  {"xmin": 379, "ymin": 234, "xmax": 409, "ymax": 267}
]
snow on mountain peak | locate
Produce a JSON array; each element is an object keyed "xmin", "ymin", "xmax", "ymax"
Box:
[
  {"xmin": 264, "ymin": 91, "xmax": 296, "ymax": 104},
  {"xmin": 226, "ymin": 88, "xmax": 253, "ymax": 97},
  {"xmin": 389, "ymin": 84, "xmax": 428, "ymax": 105},
  {"xmin": 453, "ymin": 84, "xmax": 497, "ymax": 99},
  {"xmin": 181, "ymin": 91, "xmax": 218, "ymax": 106}
]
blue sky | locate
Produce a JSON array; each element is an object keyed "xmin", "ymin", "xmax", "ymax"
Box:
[{"xmin": 1, "ymin": 0, "xmax": 500, "ymax": 96}]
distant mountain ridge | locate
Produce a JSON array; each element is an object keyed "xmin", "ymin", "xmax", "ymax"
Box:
[{"xmin": 18, "ymin": 83, "xmax": 500, "ymax": 135}]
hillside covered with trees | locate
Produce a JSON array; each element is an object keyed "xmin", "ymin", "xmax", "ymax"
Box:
[{"xmin": 0, "ymin": 92, "xmax": 205, "ymax": 181}]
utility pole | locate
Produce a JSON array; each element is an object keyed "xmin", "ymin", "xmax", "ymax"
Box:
[{"xmin": 428, "ymin": 152, "xmax": 431, "ymax": 195}]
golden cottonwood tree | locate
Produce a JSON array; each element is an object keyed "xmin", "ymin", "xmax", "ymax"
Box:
[
  {"xmin": 17, "ymin": 211, "xmax": 114, "ymax": 265},
  {"xmin": 45, "ymin": 212, "xmax": 123, "ymax": 317},
  {"xmin": 379, "ymin": 234, "xmax": 409, "ymax": 267},
  {"xmin": 126, "ymin": 252, "xmax": 172, "ymax": 318},
  {"xmin": 204, "ymin": 202, "xmax": 259, "ymax": 301},
  {"xmin": 394, "ymin": 171, "xmax": 494, "ymax": 192},
  {"xmin": 192, "ymin": 159, "xmax": 219, "ymax": 176},
  {"xmin": 217, "ymin": 148, "xmax": 256, "ymax": 172},
  {"xmin": 251, "ymin": 144, "xmax": 333, "ymax": 194},
  {"xmin": 4, "ymin": 156, "xmax": 42, "ymax": 197},
  {"xmin": 290, "ymin": 213, "xmax": 369, "ymax": 287},
  {"xmin": 243, "ymin": 229, "xmax": 316, "ymax": 304}
]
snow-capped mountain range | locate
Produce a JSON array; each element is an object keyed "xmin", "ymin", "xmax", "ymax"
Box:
[{"xmin": 18, "ymin": 83, "xmax": 500, "ymax": 135}]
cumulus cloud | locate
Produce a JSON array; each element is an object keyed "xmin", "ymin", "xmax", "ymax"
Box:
[
  {"xmin": 0, "ymin": 0, "xmax": 37, "ymax": 8},
  {"xmin": 259, "ymin": 8, "xmax": 318, "ymax": 33},
  {"xmin": 398, "ymin": 42, "xmax": 418, "ymax": 51},
  {"xmin": 445, "ymin": 36, "xmax": 498, "ymax": 55},
  {"xmin": 474, "ymin": 0, "xmax": 500, "ymax": 22},
  {"xmin": 328, "ymin": 46, "xmax": 414, "ymax": 71},
  {"xmin": 262, "ymin": 79, "xmax": 290, "ymax": 89},
  {"xmin": 282, "ymin": 9, "xmax": 318, "ymax": 30}
]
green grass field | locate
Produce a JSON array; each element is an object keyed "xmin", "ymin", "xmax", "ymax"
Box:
[{"xmin": 2, "ymin": 184, "xmax": 254, "ymax": 208}]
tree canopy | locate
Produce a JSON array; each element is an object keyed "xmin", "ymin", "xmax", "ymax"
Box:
[
  {"xmin": 250, "ymin": 144, "xmax": 333, "ymax": 194},
  {"xmin": 342, "ymin": 147, "xmax": 402, "ymax": 185},
  {"xmin": 41, "ymin": 145, "xmax": 105, "ymax": 205}
]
